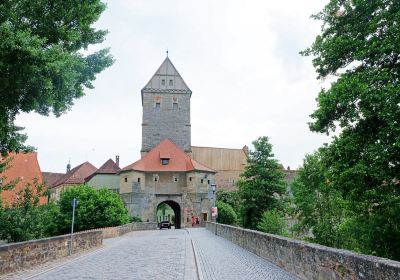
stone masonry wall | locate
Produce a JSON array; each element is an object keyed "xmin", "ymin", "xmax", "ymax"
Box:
[
  {"xmin": 206, "ymin": 223, "xmax": 400, "ymax": 280},
  {"xmin": 0, "ymin": 230, "xmax": 102, "ymax": 275},
  {"xmin": 101, "ymin": 222, "xmax": 158, "ymax": 239},
  {"xmin": 141, "ymin": 92, "xmax": 191, "ymax": 153}
]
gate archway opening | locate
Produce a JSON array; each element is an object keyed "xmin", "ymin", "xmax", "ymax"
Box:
[{"xmin": 156, "ymin": 200, "xmax": 181, "ymax": 229}]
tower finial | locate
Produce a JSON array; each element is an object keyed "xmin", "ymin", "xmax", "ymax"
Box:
[{"xmin": 166, "ymin": 49, "xmax": 169, "ymax": 57}]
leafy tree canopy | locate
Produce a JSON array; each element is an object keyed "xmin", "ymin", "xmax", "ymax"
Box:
[
  {"xmin": 291, "ymin": 150, "xmax": 351, "ymax": 248},
  {"xmin": 216, "ymin": 201, "xmax": 237, "ymax": 225},
  {"xmin": 58, "ymin": 185, "xmax": 130, "ymax": 233},
  {"xmin": 302, "ymin": 0, "xmax": 400, "ymax": 200},
  {"xmin": 238, "ymin": 136, "xmax": 286, "ymax": 229},
  {"xmin": 300, "ymin": 0, "xmax": 400, "ymax": 260},
  {"xmin": 0, "ymin": 0, "xmax": 114, "ymax": 155},
  {"xmin": 257, "ymin": 209, "xmax": 288, "ymax": 236},
  {"xmin": 0, "ymin": 181, "xmax": 59, "ymax": 242},
  {"xmin": 216, "ymin": 189, "xmax": 240, "ymax": 211}
]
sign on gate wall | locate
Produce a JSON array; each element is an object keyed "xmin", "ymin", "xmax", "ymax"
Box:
[{"xmin": 211, "ymin": 207, "xmax": 218, "ymax": 217}]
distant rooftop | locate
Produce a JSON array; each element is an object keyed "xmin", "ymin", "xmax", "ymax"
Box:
[{"xmin": 53, "ymin": 161, "xmax": 97, "ymax": 187}]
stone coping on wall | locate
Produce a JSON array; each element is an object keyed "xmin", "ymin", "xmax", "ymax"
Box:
[{"xmin": 206, "ymin": 222, "xmax": 400, "ymax": 280}]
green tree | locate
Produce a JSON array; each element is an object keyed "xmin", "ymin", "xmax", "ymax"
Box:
[
  {"xmin": 216, "ymin": 189, "xmax": 240, "ymax": 211},
  {"xmin": 302, "ymin": 0, "xmax": 400, "ymax": 260},
  {"xmin": 0, "ymin": 0, "xmax": 113, "ymax": 154},
  {"xmin": 238, "ymin": 137, "xmax": 286, "ymax": 229},
  {"xmin": 257, "ymin": 209, "xmax": 287, "ymax": 236},
  {"xmin": 291, "ymin": 150, "xmax": 351, "ymax": 247},
  {"xmin": 57, "ymin": 185, "xmax": 130, "ymax": 233},
  {"xmin": 0, "ymin": 180, "xmax": 59, "ymax": 242},
  {"xmin": 216, "ymin": 201, "xmax": 237, "ymax": 225}
]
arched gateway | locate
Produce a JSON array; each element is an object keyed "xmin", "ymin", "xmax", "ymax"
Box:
[{"xmin": 157, "ymin": 200, "xmax": 181, "ymax": 229}]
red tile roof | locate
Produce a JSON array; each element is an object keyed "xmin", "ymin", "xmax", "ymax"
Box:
[
  {"xmin": 122, "ymin": 139, "xmax": 215, "ymax": 173},
  {"xmin": 1, "ymin": 152, "xmax": 47, "ymax": 206},
  {"xmin": 95, "ymin": 159, "xmax": 120, "ymax": 174},
  {"xmin": 53, "ymin": 162, "xmax": 97, "ymax": 187},
  {"xmin": 42, "ymin": 172, "xmax": 65, "ymax": 188},
  {"xmin": 85, "ymin": 159, "xmax": 119, "ymax": 182}
]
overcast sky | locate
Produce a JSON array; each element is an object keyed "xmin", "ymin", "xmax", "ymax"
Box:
[{"xmin": 16, "ymin": 0, "xmax": 331, "ymax": 173}]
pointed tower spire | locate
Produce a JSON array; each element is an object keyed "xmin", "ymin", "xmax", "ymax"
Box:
[
  {"xmin": 141, "ymin": 56, "xmax": 192, "ymax": 155},
  {"xmin": 141, "ymin": 56, "xmax": 192, "ymax": 99}
]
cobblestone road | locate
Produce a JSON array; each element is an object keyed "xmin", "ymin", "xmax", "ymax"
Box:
[
  {"xmin": 188, "ymin": 228, "xmax": 298, "ymax": 280},
  {"xmin": 2, "ymin": 228, "xmax": 298, "ymax": 280},
  {"xmin": 10, "ymin": 229, "xmax": 195, "ymax": 280}
]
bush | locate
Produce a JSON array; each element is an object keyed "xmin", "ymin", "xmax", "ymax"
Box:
[
  {"xmin": 216, "ymin": 189, "xmax": 240, "ymax": 210},
  {"xmin": 257, "ymin": 209, "xmax": 288, "ymax": 236},
  {"xmin": 216, "ymin": 201, "xmax": 237, "ymax": 225},
  {"xmin": 130, "ymin": 216, "xmax": 142, "ymax": 222},
  {"xmin": 58, "ymin": 185, "xmax": 130, "ymax": 233},
  {"xmin": 0, "ymin": 183, "xmax": 59, "ymax": 242}
]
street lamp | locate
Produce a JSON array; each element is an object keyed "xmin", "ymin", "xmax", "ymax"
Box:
[
  {"xmin": 211, "ymin": 184, "xmax": 217, "ymax": 235},
  {"xmin": 212, "ymin": 184, "xmax": 216, "ymax": 205},
  {"xmin": 70, "ymin": 198, "xmax": 79, "ymax": 256}
]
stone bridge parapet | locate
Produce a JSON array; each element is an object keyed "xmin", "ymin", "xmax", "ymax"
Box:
[
  {"xmin": 206, "ymin": 222, "xmax": 400, "ymax": 280},
  {"xmin": 0, "ymin": 222, "xmax": 158, "ymax": 276},
  {"xmin": 0, "ymin": 230, "xmax": 102, "ymax": 275}
]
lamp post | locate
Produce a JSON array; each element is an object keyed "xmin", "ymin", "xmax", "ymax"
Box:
[
  {"xmin": 211, "ymin": 184, "xmax": 217, "ymax": 235},
  {"xmin": 69, "ymin": 198, "xmax": 79, "ymax": 256}
]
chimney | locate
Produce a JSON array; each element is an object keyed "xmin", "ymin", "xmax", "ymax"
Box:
[
  {"xmin": 67, "ymin": 161, "xmax": 71, "ymax": 173},
  {"xmin": 116, "ymin": 155, "xmax": 120, "ymax": 167}
]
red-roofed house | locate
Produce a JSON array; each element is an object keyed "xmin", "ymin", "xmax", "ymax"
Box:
[
  {"xmin": 50, "ymin": 162, "xmax": 97, "ymax": 200},
  {"xmin": 0, "ymin": 152, "xmax": 47, "ymax": 206},
  {"xmin": 42, "ymin": 172, "xmax": 65, "ymax": 188},
  {"xmin": 86, "ymin": 158, "xmax": 120, "ymax": 192}
]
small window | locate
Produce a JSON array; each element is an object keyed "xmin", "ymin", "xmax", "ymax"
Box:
[
  {"xmin": 155, "ymin": 102, "xmax": 160, "ymax": 111},
  {"xmin": 207, "ymin": 180, "xmax": 210, "ymax": 184},
  {"xmin": 173, "ymin": 102, "xmax": 178, "ymax": 110},
  {"xmin": 138, "ymin": 178, "xmax": 141, "ymax": 183},
  {"xmin": 201, "ymin": 179, "xmax": 204, "ymax": 184},
  {"xmin": 189, "ymin": 177, "xmax": 192, "ymax": 182},
  {"xmin": 174, "ymin": 176, "xmax": 178, "ymax": 182},
  {"xmin": 169, "ymin": 79, "xmax": 173, "ymax": 86},
  {"xmin": 154, "ymin": 175, "xmax": 158, "ymax": 182},
  {"xmin": 124, "ymin": 177, "xmax": 128, "ymax": 183},
  {"xmin": 161, "ymin": 159, "xmax": 169, "ymax": 165},
  {"xmin": 161, "ymin": 79, "xmax": 166, "ymax": 85}
]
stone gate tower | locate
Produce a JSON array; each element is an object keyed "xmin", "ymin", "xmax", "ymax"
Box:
[
  {"xmin": 119, "ymin": 55, "xmax": 216, "ymax": 228},
  {"xmin": 141, "ymin": 56, "xmax": 192, "ymax": 156}
]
